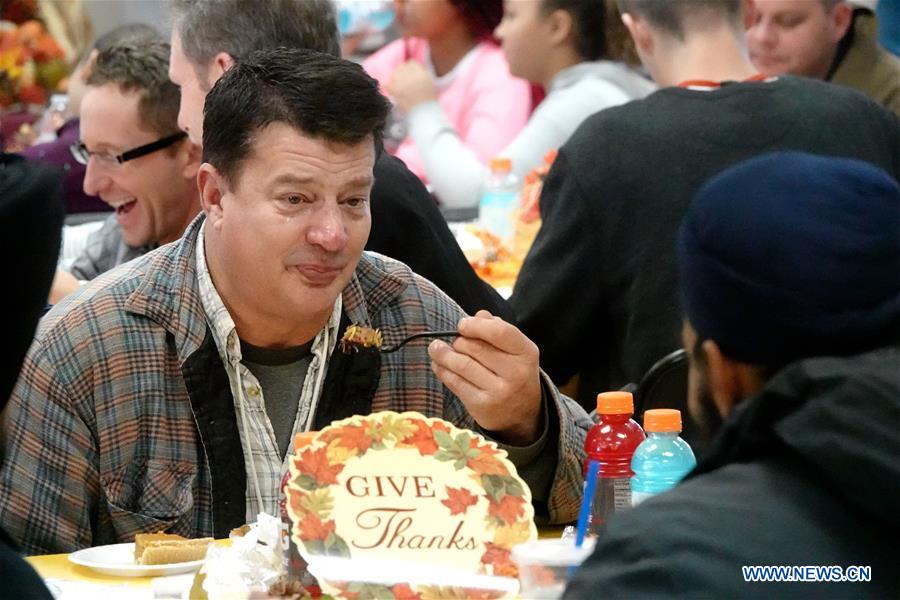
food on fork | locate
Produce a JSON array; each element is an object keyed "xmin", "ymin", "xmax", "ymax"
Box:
[
  {"xmin": 134, "ymin": 532, "xmax": 213, "ymax": 565},
  {"xmin": 340, "ymin": 324, "xmax": 383, "ymax": 353}
]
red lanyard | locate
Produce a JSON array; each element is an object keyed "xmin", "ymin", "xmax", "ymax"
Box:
[{"xmin": 677, "ymin": 73, "xmax": 769, "ymax": 88}]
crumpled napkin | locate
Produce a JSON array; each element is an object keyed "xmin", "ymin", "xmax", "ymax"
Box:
[{"xmin": 200, "ymin": 513, "xmax": 283, "ymax": 600}]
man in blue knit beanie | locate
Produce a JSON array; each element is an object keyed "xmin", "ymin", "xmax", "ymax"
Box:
[
  {"xmin": 565, "ymin": 152, "xmax": 900, "ymax": 598},
  {"xmin": 679, "ymin": 151, "xmax": 900, "ymax": 434}
]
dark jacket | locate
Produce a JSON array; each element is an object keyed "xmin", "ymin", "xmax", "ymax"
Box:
[
  {"xmin": 511, "ymin": 77, "xmax": 900, "ymax": 412},
  {"xmin": 369, "ymin": 154, "xmax": 514, "ymax": 323},
  {"xmin": 565, "ymin": 347, "xmax": 900, "ymax": 598},
  {"xmin": 0, "ymin": 153, "xmax": 61, "ymax": 598}
]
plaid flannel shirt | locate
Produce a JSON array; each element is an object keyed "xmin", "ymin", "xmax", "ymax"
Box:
[{"xmin": 0, "ymin": 215, "xmax": 590, "ymax": 555}]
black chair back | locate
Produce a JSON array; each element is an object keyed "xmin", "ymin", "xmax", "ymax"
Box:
[{"xmin": 634, "ymin": 349, "xmax": 709, "ymax": 458}]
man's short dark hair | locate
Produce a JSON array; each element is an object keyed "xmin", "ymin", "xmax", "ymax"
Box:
[
  {"xmin": 616, "ymin": 0, "xmax": 743, "ymax": 40},
  {"xmin": 169, "ymin": 0, "xmax": 341, "ymax": 70},
  {"xmin": 86, "ymin": 41, "xmax": 182, "ymax": 138},
  {"xmin": 74, "ymin": 22, "xmax": 162, "ymax": 69},
  {"xmin": 202, "ymin": 48, "xmax": 391, "ymax": 187},
  {"xmin": 93, "ymin": 23, "xmax": 161, "ymax": 54}
]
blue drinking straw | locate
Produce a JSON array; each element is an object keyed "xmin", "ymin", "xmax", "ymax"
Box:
[{"xmin": 574, "ymin": 459, "xmax": 599, "ymax": 548}]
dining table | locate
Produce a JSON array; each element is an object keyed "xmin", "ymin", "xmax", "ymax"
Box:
[
  {"xmin": 27, "ymin": 526, "xmax": 568, "ymax": 598},
  {"xmin": 27, "ymin": 543, "xmax": 219, "ymax": 599},
  {"xmin": 447, "ymin": 213, "xmax": 540, "ymax": 300}
]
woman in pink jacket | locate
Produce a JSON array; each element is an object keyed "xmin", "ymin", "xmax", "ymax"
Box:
[{"xmin": 363, "ymin": 0, "xmax": 531, "ymax": 190}]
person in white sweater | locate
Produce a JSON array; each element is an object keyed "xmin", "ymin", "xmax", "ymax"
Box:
[{"xmin": 424, "ymin": 0, "xmax": 655, "ymax": 209}]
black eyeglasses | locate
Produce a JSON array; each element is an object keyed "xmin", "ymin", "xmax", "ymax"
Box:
[{"xmin": 69, "ymin": 131, "xmax": 188, "ymax": 166}]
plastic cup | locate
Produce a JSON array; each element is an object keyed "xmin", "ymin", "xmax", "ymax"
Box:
[{"xmin": 511, "ymin": 538, "xmax": 596, "ymax": 599}]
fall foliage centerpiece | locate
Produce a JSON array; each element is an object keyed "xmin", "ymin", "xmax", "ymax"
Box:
[{"xmin": 0, "ymin": 18, "xmax": 68, "ymax": 109}]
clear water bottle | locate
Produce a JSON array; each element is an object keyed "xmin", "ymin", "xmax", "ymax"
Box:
[
  {"xmin": 384, "ymin": 104, "xmax": 407, "ymax": 154},
  {"xmin": 34, "ymin": 94, "xmax": 69, "ymax": 144},
  {"xmin": 630, "ymin": 409, "xmax": 696, "ymax": 505},
  {"xmin": 337, "ymin": 1, "xmax": 395, "ymax": 35},
  {"xmin": 479, "ymin": 157, "xmax": 519, "ymax": 244}
]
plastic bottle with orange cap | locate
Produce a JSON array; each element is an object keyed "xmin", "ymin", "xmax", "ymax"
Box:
[
  {"xmin": 583, "ymin": 391, "xmax": 646, "ymax": 537},
  {"xmin": 630, "ymin": 409, "xmax": 697, "ymax": 506},
  {"xmin": 478, "ymin": 157, "xmax": 520, "ymax": 245}
]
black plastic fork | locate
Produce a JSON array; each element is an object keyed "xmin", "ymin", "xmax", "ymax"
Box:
[{"xmin": 380, "ymin": 331, "xmax": 460, "ymax": 353}]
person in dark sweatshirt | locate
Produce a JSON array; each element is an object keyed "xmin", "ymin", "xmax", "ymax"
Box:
[
  {"xmin": 510, "ymin": 0, "xmax": 900, "ymax": 428},
  {"xmin": 0, "ymin": 154, "xmax": 64, "ymax": 598},
  {"xmin": 565, "ymin": 151, "xmax": 900, "ymax": 598}
]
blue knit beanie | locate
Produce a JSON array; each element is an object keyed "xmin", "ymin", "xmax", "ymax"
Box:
[{"xmin": 678, "ymin": 151, "xmax": 900, "ymax": 366}]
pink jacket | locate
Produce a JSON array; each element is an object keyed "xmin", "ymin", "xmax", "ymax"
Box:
[{"xmin": 363, "ymin": 38, "xmax": 531, "ymax": 183}]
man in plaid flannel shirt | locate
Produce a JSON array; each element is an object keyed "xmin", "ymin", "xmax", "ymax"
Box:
[{"xmin": 0, "ymin": 49, "xmax": 591, "ymax": 555}]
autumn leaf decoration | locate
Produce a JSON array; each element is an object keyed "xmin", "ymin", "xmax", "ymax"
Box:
[
  {"xmin": 481, "ymin": 542, "xmax": 519, "ymax": 578},
  {"xmin": 285, "ymin": 412, "xmax": 535, "ymax": 596},
  {"xmin": 441, "ymin": 486, "xmax": 478, "ymax": 516},
  {"xmin": 292, "ymin": 446, "xmax": 344, "ymax": 490},
  {"xmin": 298, "ymin": 511, "xmax": 336, "ymax": 542},
  {"xmin": 433, "ymin": 430, "xmax": 481, "ymax": 470},
  {"xmin": 397, "ymin": 418, "xmax": 451, "ymax": 455}
]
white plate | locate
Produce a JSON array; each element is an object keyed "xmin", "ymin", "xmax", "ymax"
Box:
[{"xmin": 68, "ymin": 542, "xmax": 204, "ymax": 577}]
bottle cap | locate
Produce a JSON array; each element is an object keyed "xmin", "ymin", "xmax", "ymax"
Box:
[
  {"xmin": 643, "ymin": 409, "xmax": 682, "ymax": 433},
  {"xmin": 595, "ymin": 391, "xmax": 634, "ymax": 415},
  {"xmin": 490, "ymin": 157, "xmax": 512, "ymax": 173},
  {"xmin": 292, "ymin": 431, "xmax": 318, "ymax": 452}
]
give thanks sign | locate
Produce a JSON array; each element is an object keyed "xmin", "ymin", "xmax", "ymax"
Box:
[{"xmin": 284, "ymin": 411, "xmax": 537, "ymax": 598}]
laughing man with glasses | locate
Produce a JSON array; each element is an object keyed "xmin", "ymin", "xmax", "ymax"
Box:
[{"xmin": 51, "ymin": 41, "xmax": 201, "ymax": 303}]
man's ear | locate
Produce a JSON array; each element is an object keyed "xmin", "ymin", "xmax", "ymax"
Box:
[
  {"xmin": 829, "ymin": 2, "xmax": 853, "ymax": 42},
  {"xmin": 545, "ymin": 8, "xmax": 574, "ymax": 48},
  {"xmin": 181, "ymin": 141, "xmax": 203, "ymax": 180},
  {"xmin": 211, "ymin": 52, "xmax": 236, "ymax": 81},
  {"xmin": 197, "ymin": 163, "xmax": 227, "ymax": 225},
  {"xmin": 700, "ymin": 339, "xmax": 742, "ymax": 418},
  {"xmin": 622, "ymin": 13, "xmax": 653, "ymax": 55}
]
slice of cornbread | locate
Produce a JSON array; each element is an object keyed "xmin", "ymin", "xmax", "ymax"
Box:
[{"xmin": 134, "ymin": 532, "xmax": 213, "ymax": 565}]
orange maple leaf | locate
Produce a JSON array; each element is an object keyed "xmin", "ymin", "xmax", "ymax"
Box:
[
  {"xmin": 295, "ymin": 446, "xmax": 344, "ymax": 486},
  {"xmin": 466, "ymin": 452, "xmax": 509, "ymax": 476},
  {"xmin": 480, "ymin": 542, "xmax": 508, "ymax": 565},
  {"xmin": 488, "ymin": 494, "xmax": 526, "ymax": 526},
  {"xmin": 492, "ymin": 560, "xmax": 519, "ymax": 578},
  {"xmin": 441, "ymin": 486, "xmax": 478, "ymax": 516},
  {"xmin": 297, "ymin": 512, "xmax": 335, "ymax": 541},
  {"xmin": 399, "ymin": 420, "xmax": 443, "ymax": 455},
  {"xmin": 468, "ymin": 438, "xmax": 500, "ymax": 454},
  {"xmin": 335, "ymin": 424, "xmax": 372, "ymax": 454},
  {"xmin": 480, "ymin": 543, "xmax": 518, "ymax": 577},
  {"xmin": 390, "ymin": 583, "xmax": 421, "ymax": 600},
  {"xmin": 288, "ymin": 491, "xmax": 304, "ymax": 517}
]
